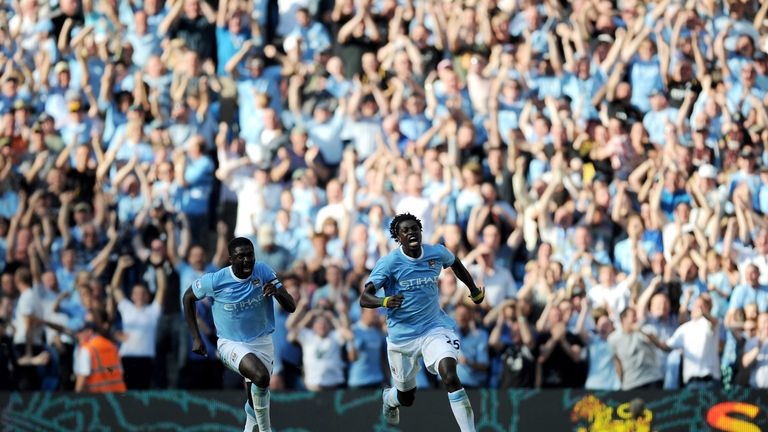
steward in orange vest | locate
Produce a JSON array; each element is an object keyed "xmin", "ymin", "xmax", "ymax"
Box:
[{"xmin": 75, "ymin": 322, "xmax": 127, "ymax": 393}]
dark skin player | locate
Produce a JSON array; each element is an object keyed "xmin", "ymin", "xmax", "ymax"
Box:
[
  {"xmin": 360, "ymin": 217, "xmax": 484, "ymax": 405},
  {"xmin": 183, "ymin": 240, "xmax": 295, "ymax": 404}
]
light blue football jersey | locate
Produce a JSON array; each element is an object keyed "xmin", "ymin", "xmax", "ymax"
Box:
[
  {"xmin": 366, "ymin": 244, "xmax": 456, "ymax": 343},
  {"xmin": 192, "ymin": 263, "xmax": 279, "ymax": 342}
]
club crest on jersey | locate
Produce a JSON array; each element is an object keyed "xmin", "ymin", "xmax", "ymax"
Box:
[
  {"xmin": 428, "ymin": 259, "xmax": 437, "ymax": 267},
  {"xmin": 252, "ymin": 279, "xmax": 261, "ymax": 286}
]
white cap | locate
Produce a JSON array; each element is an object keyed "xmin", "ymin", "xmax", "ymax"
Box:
[
  {"xmin": 698, "ymin": 164, "xmax": 717, "ymax": 180},
  {"xmin": 283, "ymin": 35, "xmax": 300, "ymax": 52}
]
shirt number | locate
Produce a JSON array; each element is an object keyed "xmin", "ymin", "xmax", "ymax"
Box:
[{"xmin": 445, "ymin": 335, "xmax": 460, "ymax": 350}]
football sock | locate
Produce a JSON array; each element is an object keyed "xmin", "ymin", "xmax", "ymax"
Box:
[
  {"xmin": 251, "ymin": 386, "xmax": 271, "ymax": 432},
  {"xmin": 244, "ymin": 401, "xmax": 257, "ymax": 432},
  {"xmin": 386, "ymin": 387, "xmax": 401, "ymax": 408},
  {"xmin": 447, "ymin": 388, "xmax": 476, "ymax": 432}
]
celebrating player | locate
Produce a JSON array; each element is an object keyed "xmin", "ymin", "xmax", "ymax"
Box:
[
  {"xmin": 183, "ymin": 237, "xmax": 296, "ymax": 432},
  {"xmin": 360, "ymin": 213, "xmax": 485, "ymax": 431}
]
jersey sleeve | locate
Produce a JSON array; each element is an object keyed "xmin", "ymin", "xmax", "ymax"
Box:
[
  {"xmin": 256, "ymin": 263, "xmax": 281, "ymax": 288},
  {"xmin": 192, "ymin": 272, "xmax": 215, "ymax": 299},
  {"xmin": 366, "ymin": 255, "xmax": 391, "ymax": 290},
  {"xmin": 436, "ymin": 244, "xmax": 456, "ymax": 268}
]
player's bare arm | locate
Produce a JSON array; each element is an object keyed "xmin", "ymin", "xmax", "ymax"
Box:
[
  {"xmin": 450, "ymin": 258, "xmax": 485, "ymax": 304},
  {"xmin": 263, "ymin": 280, "xmax": 297, "ymax": 313},
  {"xmin": 182, "ymin": 287, "xmax": 207, "ymax": 357},
  {"xmin": 360, "ymin": 282, "xmax": 404, "ymax": 309}
]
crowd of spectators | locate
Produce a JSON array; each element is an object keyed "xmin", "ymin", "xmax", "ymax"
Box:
[{"xmin": 3, "ymin": 0, "xmax": 768, "ymax": 393}]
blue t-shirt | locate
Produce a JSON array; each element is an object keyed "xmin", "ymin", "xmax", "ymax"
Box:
[
  {"xmin": 584, "ymin": 337, "xmax": 621, "ymax": 390},
  {"xmin": 729, "ymin": 284, "xmax": 768, "ymax": 313},
  {"xmin": 366, "ymin": 244, "xmax": 456, "ymax": 342},
  {"xmin": 456, "ymin": 327, "xmax": 489, "ymax": 387},
  {"xmin": 192, "ymin": 263, "xmax": 280, "ymax": 342},
  {"xmin": 180, "ymin": 156, "xmax": 214, "ymax": 215},
  {"xmin": 348, "ymin": 322, "xmax": 386, "ymax": 387}
]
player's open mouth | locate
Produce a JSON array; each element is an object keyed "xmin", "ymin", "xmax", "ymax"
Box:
[{"xmin": 408, "ymin": 236, "xmax": 419, "ymax": 246}]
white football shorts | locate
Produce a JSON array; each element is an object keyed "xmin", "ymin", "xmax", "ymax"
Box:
[
  {"xmin": 386, "ymin": 327, "xmax": 460, "ymax": 392},
  {"xmin": 217, "ymin": 334, "xmax": 275, "ymax": 380}
]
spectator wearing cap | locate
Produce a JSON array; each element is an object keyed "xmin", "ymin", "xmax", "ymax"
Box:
[
  {"xmin": 642, "ymin": 89, "xmax": 680, "ymax": 146},
  {"xmin": 254, "ymin": 223, "xmax": 293, "ymax": 274},
  {"xmin": 727, "ymin": 147, "xmax": 761, "ymax": 199},
  {"xmin": 73, "ymin": 320, "xmax": 127, "ymax": 393},
  {"xmin": 44, "ymin": 61, "xmax": 74, "ymax": 128},
  {"xmin": 59, "ymin": 89, "xmax": 100, "ymax": 150}
]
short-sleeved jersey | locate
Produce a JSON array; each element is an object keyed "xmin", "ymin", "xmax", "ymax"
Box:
[
  {"xmin": 366, "ymin": 244, "xmax": 456, "ymax": 343},
  {"xmin": 192, "ymin": 263, "xmax": 279, "ymax": 342}
]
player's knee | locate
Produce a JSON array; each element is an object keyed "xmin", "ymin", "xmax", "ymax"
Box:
[
  {"xmin": 398, "ymin": 389, "xmax": 416, "ymax": 407},
  {"xmin": 253, "ymin": 374, "xmax": 270, "ymax": 388},
  {"xmin": 440, "ymin": 370, "xmax": 461, "ymax": 390}
]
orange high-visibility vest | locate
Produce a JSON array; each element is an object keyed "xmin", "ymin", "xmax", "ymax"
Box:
[{"xmin": 83, "ymin": 335, "xmax": 127, "ymax": 393}]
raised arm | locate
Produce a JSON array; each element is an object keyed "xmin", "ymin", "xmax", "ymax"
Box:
[
  {"xmin": 451, "ymin": 257, "xmax": 484, "ymax": 304},
  {"xmin": 159, "ymin": 0, "xmax": 185, "ymax": 35}
]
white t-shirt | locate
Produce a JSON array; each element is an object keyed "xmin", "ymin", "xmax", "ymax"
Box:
[
  {"xmin": 666, "ymin": 317, "xmax": 721, "ymax": 383},
  {"xmin": 394, "ymin": 195, "xmax": 435, "ymax": 240},
  {"xmin": 587, "ymin": 279, "xmax": 631, "ymax": 322},
  {"xmin": 74, "ymin": 346, "xmax": 92, "ymax": 376},
  {"xmin": 469, "ymin": 265, "xmax": 517, "ymax": 308},
  {"xmin": 36, "ymin": 285, "xmax": 74, "ymax": 345},
  {"xmin": 314, "ymin": 202, "xmax": 348, "ymax": 233},
  {"xmin": 12, "ymin": 288, "xmax": 45, "ymax": 346},
  {"xmin": 744, "ymin": 337, "xmax": 768, "ymax": 388},
  {"xmin": 228, "ymin": 177, "xmax": 280, "ymax": 237},
  {"xmin": 117, "ymin": 299, "xmax": 161, "ymax": 357},
  {"xmin": 297, "ymin": 328, "xmax": 345, "ymax": 388}
]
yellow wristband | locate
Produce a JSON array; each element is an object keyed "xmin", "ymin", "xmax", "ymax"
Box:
[
  {"xmin": 471, "ymin": 291, "xmax": 484, "ymax": 302},
  {"xmin": 382, "ymin": 296, "xmax": 390, "ymax": 308}
]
